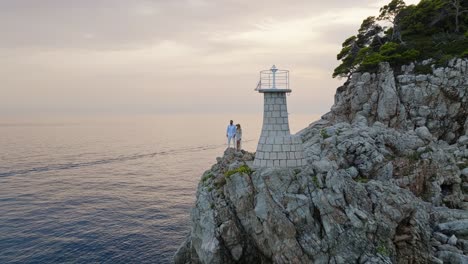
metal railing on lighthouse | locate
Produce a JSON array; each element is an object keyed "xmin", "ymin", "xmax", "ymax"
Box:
[{"xmin": 255, "ymin": 65, "xmax": 290, "ymax": 91}]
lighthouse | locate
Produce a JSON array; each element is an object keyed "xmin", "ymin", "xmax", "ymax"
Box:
[{"xmin": 253, "ymin": 65, "xmax": 306, "ymax": 168}]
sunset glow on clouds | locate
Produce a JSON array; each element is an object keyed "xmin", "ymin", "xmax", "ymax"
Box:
[{"xmin": 0, "ymin": 0, "xmax": 420, "ymax": 116}]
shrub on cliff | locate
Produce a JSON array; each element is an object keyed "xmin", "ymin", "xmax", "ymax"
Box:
[{"xmin": 333, "ymin": 0, "xmax": 468, "ymax": 78}]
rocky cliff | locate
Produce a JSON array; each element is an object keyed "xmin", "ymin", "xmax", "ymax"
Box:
[{"xmin": 174, "ymin": 59, "xmax": 468, "ymax": 264}]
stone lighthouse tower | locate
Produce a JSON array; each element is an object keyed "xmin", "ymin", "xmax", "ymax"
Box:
[{"xmin": 253, "ymin": 65, "xmax": 306, "ymax": 168}]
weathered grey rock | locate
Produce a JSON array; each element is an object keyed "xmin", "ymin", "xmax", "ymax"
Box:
[
  {"xmin": 376, "ymin": 63, "xmax": 398, "ymax": 122},
  {"xmin": 219, "ymin": 220, "xmax": 243, "ymax": 261},
  {"xmin": 465, "ymin": 117, "xmax": 468, "ymax": 135},
  {"xmin": 462, "ymin": 168, "xmax": 468, "ymax": 179},
  {"xmin": 430, "ymin": 256, "xmax": 444, "ymax": 264},
  {"xmin": 416, "ymin": 126, "xmax": 433, "ymax": 142},
  {"xmin": 437, "ymin": 244, "xmax": 463, "ymax": 254},
  {"xmin": 433, "ymin": 208, "xmax": 468, "ymax": 223},
  {"xmin": 432, "ymin": 238, "xmax": 442, "ymax": 247},
  {"xmin": 437, "ymin": 220, "xmax": 468, "ymax": 237},
  {"xmin": 449, "ymin": 234, "xmax": 458, "ymax": 246},
  {"xmin": 175, "ymin": 59, "xmax": 468, "ymax": 264},
  {"xmin": 458, "ymin": 239, "xmax": 468, "ymax": 253},
  {"xmin": 462, "ymin": 183, "xmax": 468, "ymax": 193},
  {"xmin": 175, "ymin": 148, "xmax": 440, "ymax": 263},
  {"xmin": 174, "ymin": 235, "xmax": 193, "ymax": 264},
  {"xmin": 328, "ymin": 60, "xmax": 468, "ymax": 143},
  {"xmin": 436, "ymin": 251, "xmax": 468, "ymax": 264},
  {"xmin": 433, "ymin": 232, "xmax": 449, "ymax": 244},
  {"xmin": 346, "ymin": 166, "xmax": 359, "ymax": 179}
]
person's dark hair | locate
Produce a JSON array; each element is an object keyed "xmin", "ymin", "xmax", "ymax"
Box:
[
  {"xmin": 236, "ymin": 124, "xmax": 241, "ymax": 129},
  {"xmin": 230, "ymin": 120, "xmax": 233, "ymax": 124}
]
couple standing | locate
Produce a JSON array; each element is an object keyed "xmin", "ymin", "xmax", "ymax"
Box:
[{"xmin": 226, "ymin": 120, "xmax": 242, "ymax": 150}]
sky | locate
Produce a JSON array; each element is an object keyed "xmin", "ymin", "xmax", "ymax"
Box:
[{"xmin": 0, "ymin": 0, "xmax": 419, "ymax": 118}]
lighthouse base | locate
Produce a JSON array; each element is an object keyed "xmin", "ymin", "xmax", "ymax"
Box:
[{"xmin": 253, "ymin": 135, "xmax": 306, "ymax": 168}]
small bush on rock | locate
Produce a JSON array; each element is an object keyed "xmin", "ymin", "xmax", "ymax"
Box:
[{"xmin": 224, "ymin": 165, "xmax": 253, "ymax": 179}]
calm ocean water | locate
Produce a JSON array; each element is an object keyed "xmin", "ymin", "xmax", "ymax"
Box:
[{"xmin": 0, "ymin": 114, "xmax": 315, "ymax": 264}]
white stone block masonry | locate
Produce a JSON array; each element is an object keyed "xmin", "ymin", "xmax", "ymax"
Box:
[{"xmin": 253, "ymin": 92, "xmax": 307, "ymax": 168}]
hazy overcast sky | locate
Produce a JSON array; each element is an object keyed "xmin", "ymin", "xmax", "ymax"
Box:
[{"xmin": 0, "ymin": 0, "xmax": 419, "ymax": 117}]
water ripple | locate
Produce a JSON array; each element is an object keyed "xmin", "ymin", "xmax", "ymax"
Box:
[
  {"xmin": 0, "ymin": 141, "xmax": 252, "ymax": 178},
  {"xmin": 0, "ymin": 117, "xmax": 264, "ymax": 263}
]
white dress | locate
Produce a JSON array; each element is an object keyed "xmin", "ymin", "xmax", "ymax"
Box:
[{"xmin": 236, "ymin": 129, "xmax": 242, "ymax": 149}]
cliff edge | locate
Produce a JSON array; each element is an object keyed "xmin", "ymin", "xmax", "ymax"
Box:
[{"xmin": 174, "ymin": 59, "xmax": 468, "ymax": 264}]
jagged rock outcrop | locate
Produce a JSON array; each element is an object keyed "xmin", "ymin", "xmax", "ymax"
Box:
[
  {"xmin": 175, "ymin": 59, "xmax": 468, "ymax": 264},
  {"xmin": 327, "ymin": 59, "xmax": 468, "ymax": 143}
]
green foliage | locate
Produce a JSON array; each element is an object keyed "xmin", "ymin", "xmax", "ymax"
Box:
[
  {"xmin": 337, "ymin": 36, "xmax": 356, "ymax": 60},
  {"xmin": 417, "ymin": 147, "xmax": 432, "ymax": 158},
  {"xmin": 224, "ymin": 164, "xmax": 253, "ymax": 178},
  {"xmin": 202, "ymin": 172, "xmax": 214, "ymax": 183},
  {"xmin": 378, "ymin": 0, "xmax": 407, "ymax": 23},
  {"xmin": 332, "ymin": 16, "xmax": 384, "ymax": 78},
  {"xmin": 414, "ymin": 64, "xmax": 432, "ymax": 74},
  {"xmin": 312, "ymin": 175, "xmax": 319, "ymax": 187},
  {"xmin": 320, "ymin": 129, "xmax": 331, "ymax": 139},
  {"xmin": 407, "ymin": 150, "xmax": 427, "ymax": 163},
  {"xmin": 333, "ymin": 36, "xmax": 359, "ymax": 78},
  {"xmin": 457, "ymin": 160, "xmax": 468, "ymax": 170},
  {"xmin": 376, "ymin": 244, "xmax": 389, "ymax": 256},
  {"xmin": 355, "ymin": 177, "xmax": 369, "ymax": 183},
  {"xmin": 333, "ymin": 0, "xmax": 468, "ymax": 78},
  {"xmin": 402, "ymin": 49, "xmax": 420, "ymax": 61},
  {"xmin": 360, "ymin": 52, "xmax": 386, "ymax": 71},
  {"xmin": 437, "ymin": 54, "xmax": 456, "ymax": 66},
  {"xmin": 214, "ymin": 177, "xmax": 226, "ymax": 189},
  {"xmin": 379, "ymin": 42, "xmax": 399, "ymax": 55},
  {"xmin": 408, "ymin": 151, "xmax": 419, "ymax": 161}
]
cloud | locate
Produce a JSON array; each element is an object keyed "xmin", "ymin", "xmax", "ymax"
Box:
[
  {"xmin": 0, "ymin": 0, "xmax": 379, "ymax": 50},
  {"xmin": 0, "ymin": 0, "xmax": 401, "ymax": 116}
]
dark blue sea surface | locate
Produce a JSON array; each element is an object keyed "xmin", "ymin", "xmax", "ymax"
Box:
[
  {"xmin": 0, "ymin": 114, "xmax": 311, "ymax": 263},
  {"xmin": 0, "ymin": 115, "xmax": 262, "ymax": 264}
]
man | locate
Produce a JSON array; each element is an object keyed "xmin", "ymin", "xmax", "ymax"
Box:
[{"xmin": 226, "ymin": 120, "xmax": 237, "ymax": 148}]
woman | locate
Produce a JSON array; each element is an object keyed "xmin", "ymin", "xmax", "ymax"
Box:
[{"xmin": 236, "ymin": 124, "xmax": 242, "ymax": 150}]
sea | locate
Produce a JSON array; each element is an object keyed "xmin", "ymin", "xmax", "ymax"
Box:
[{"xmin": 0, "ymin": 113, "xmax": 317, "ymax": 264}]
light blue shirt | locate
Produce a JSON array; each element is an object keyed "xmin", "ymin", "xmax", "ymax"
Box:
[{"xmin": 227, "ymin": 125, "xmax": 237, "ymax": 137}]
